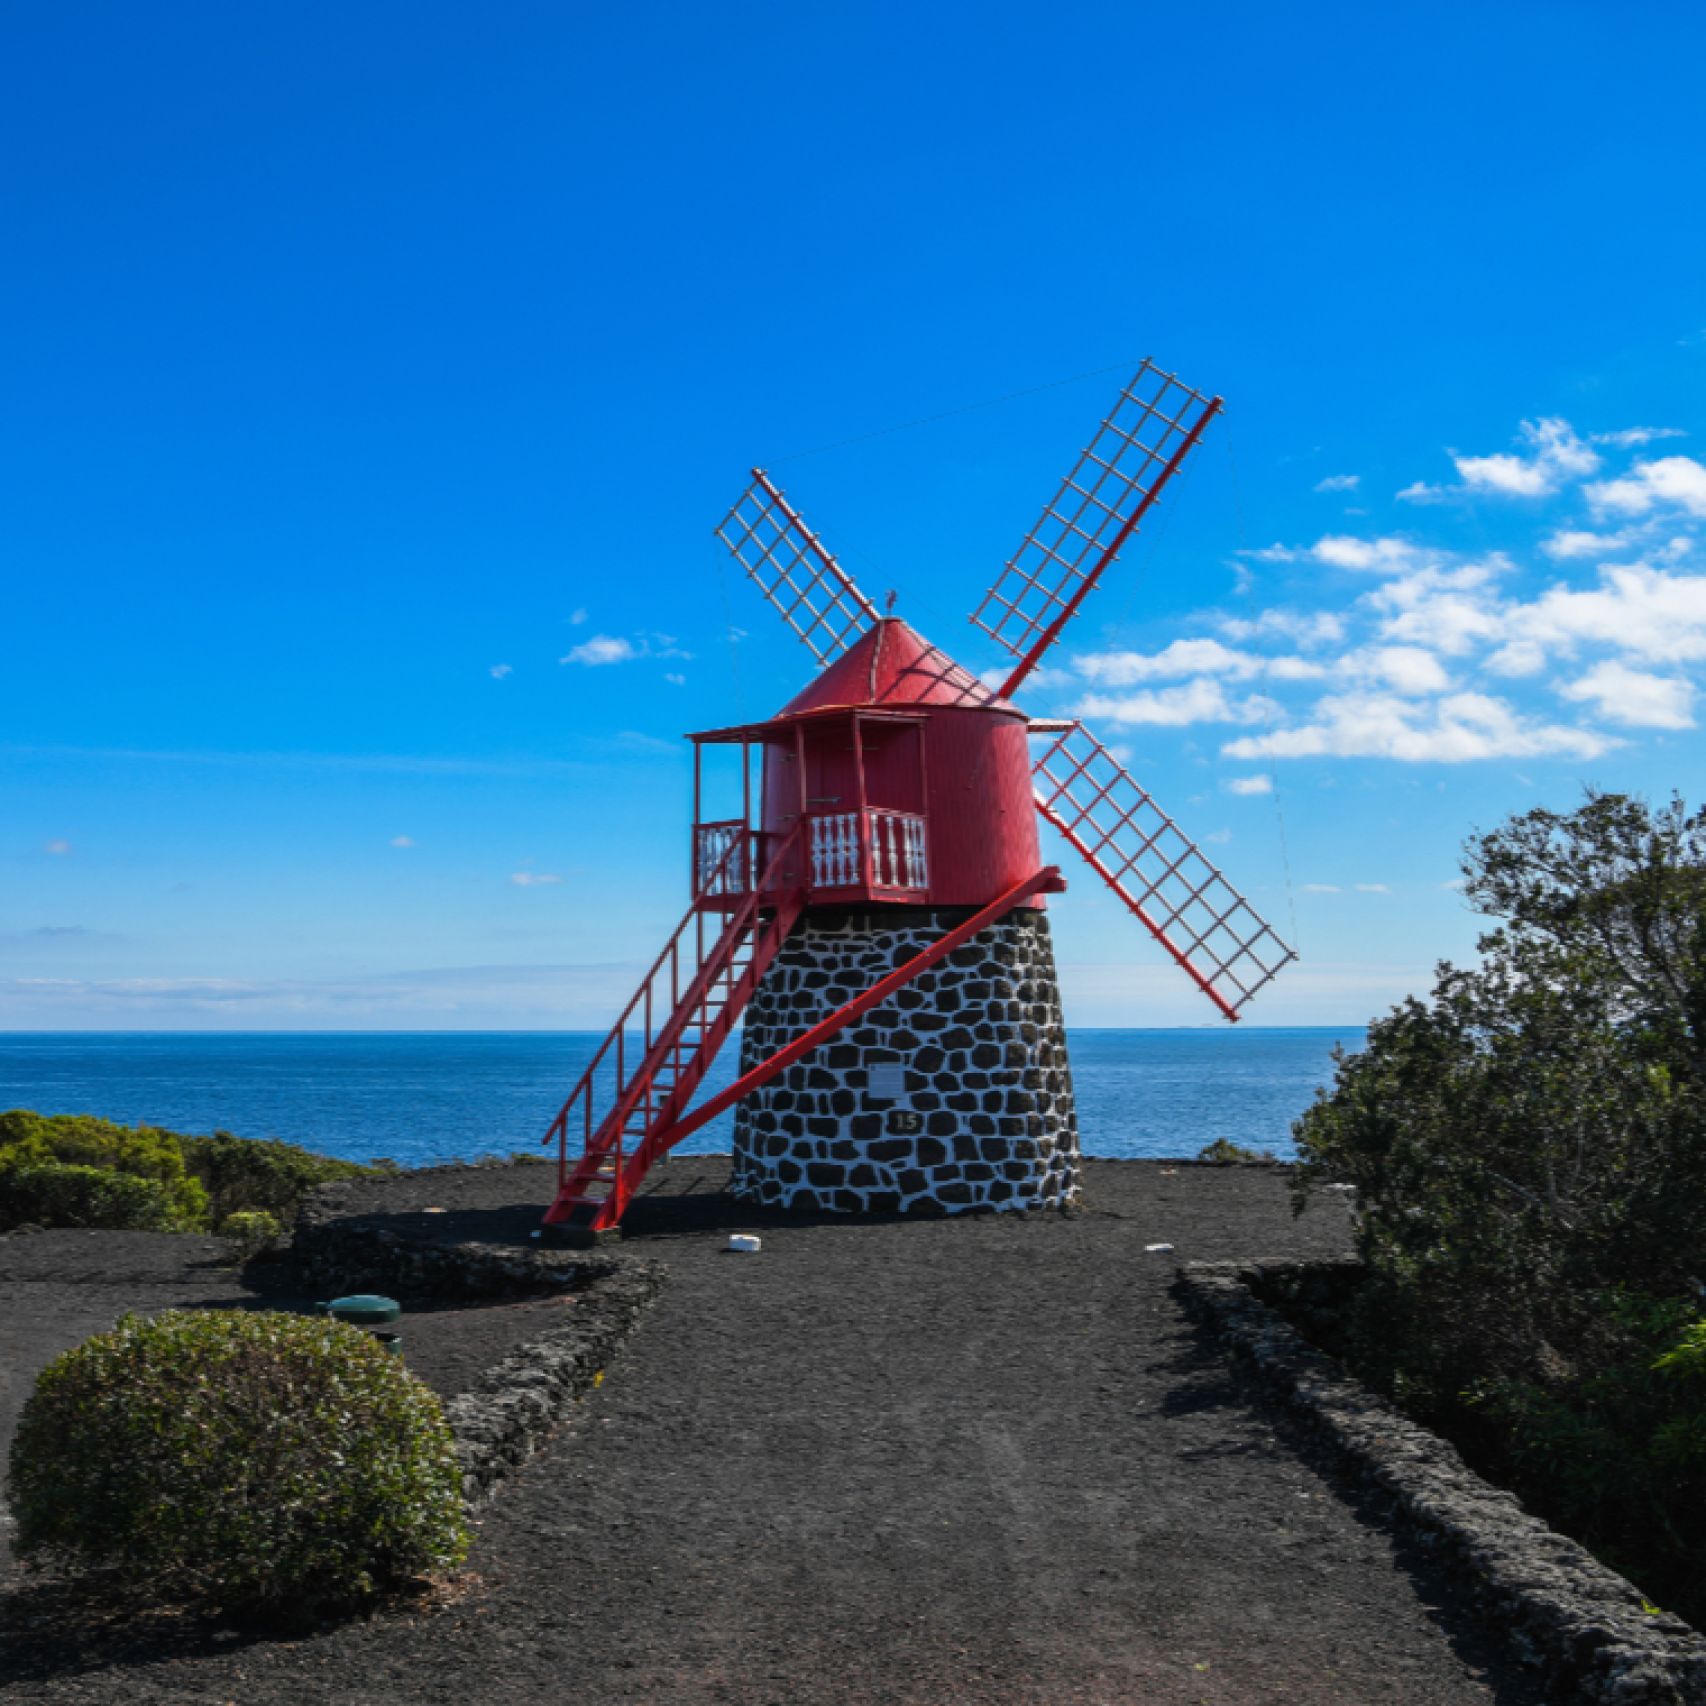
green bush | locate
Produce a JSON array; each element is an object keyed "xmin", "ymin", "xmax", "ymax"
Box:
[
  {"xmin": 0, "ymin": 1163, "xmax": 183, "ymax": 1232},
  {"xmin": 0, "ymin": 1110, "xmax": 382, "ymax": 1233},
  {"xmin": 1195, "ymin": 1137, "xmax": 1276, "ymax": 1164},
  {"xmin": 0, "ymin": 1111, "xmax": 208, "ymax": 1229},
  {"xmin": 177, "ymin": 1129, "xmax": 378, "ymax": 1224},
  {"xmin": 1294, "ymin": 790, "xmax": 1706, "ymax": 1620},
  {"xmin": 219, "ymin": 1209, "xmax": 283, "ymax": 1261},
  {"xmin": 6, "ymin": 1309, "xmax": 469, "ymax": 1613}
]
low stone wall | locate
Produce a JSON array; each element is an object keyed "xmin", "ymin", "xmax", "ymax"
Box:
[
  {"xmin": 1179, "ymin": 1259, "xmax": 1706, "ymax": 1706},
  {"xmin": 732, "ymin": 904, "xmax": 1081, "ymax": 1214},
  {"xmin": 294, "ymin": 1193, "xmax": 664, "ymax": 1506},
  {"xmin": 445, "ymin": 1261, "xmax": 663, "ymax": 1505},
  {"xmin": 294, "ymin": 1206, "xmax": 620, "ymax": 1300}
]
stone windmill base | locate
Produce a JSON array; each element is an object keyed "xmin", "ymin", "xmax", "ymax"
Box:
[{"xmin": 730, "ymin": 907, "xmax": 1081, "ymax": 1214}]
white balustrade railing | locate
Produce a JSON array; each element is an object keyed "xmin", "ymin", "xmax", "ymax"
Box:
[
  {"xmin": 808, "ymin": 812, "xmax": 862, "ymax": 888},
  {"xmin": 808, "ymin": 810, "xmax": 928, "ymax": 893},
  {"xmin": 693, "ymin": 821, "xmax": 749, "ymax": 897}
]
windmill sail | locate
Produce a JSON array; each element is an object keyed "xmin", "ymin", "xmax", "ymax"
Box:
[
  {"xmin": 715, "ymin": 469, "xmax": 880, "ymax": 666},
  {"xmin": 971, "ymin": 361, "xmax": 1220, "ymax": 698},
  {"xmin": 1032, "ymin": 722, "xmax": 1295, "ymax": 1021}
]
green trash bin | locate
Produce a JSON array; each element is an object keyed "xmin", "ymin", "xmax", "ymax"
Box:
[{"xmin": 318, "ymin": 1294, "xmax": 403, "ymax": 1353}]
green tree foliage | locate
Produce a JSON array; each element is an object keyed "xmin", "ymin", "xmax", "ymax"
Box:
[
  {"xmin": 1294, "ymin": 791, "xmax": 1706, "ymax": 1614},
  {"xmin": 0, "ymin": 1163, "xmax": 183, "ymax": 1232},
  {"xmin": 218, "ymin": 1208, "xmax": 283, "ymax": 1261},
  {"xmin": 0, "ymin": 1112, "xmax": 207, "ymax": 1229},
  {"xmin": 0, "ymin": 1111, "xmax": 380, "ymax": 1233},
  {"xmin": 177, "ymin": 1128, "xmax": 378, "ymax": 1224},
  {"xmin": 7, "ymin": 1309, "xmax": 469, "ymax": 1614}
]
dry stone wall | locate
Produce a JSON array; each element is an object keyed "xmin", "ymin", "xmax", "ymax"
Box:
[{"xmin": 731, "ymin": 905, "xmax": 1080, "ymax": 1214}]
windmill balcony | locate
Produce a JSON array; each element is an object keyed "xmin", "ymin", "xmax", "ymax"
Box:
[{"xmin": 693, "ymin": 809, "xmax": 929, "ymax": 907}]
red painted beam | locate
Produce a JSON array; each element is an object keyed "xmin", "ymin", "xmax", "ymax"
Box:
[
  {"xmin": 997, "ymin": 395, "xmax": 1222, "ymax": 703},
  {"xmin": 644, "ymin": 864, "xmax": 1067, "ymax": 1153}
]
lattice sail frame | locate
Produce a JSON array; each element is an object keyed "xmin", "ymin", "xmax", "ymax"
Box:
[
  {"xmin": 1032, "ymin": 722, "xmax": 1295, "ymax": 1021},
  {"xmin": 971, "ymin": 361, "xmax": 1221, "ymax": 692},
  {"xmin": 715, "ymin": 469, "xmax": 880, "ymax": 667}
]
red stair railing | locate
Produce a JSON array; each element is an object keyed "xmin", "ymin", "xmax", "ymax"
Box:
[{"xmin": 541, "ymin": 824, "xmax": 805, "ymax": 1225}]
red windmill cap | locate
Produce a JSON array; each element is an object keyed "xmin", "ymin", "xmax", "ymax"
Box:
[{"xmin": 774, "ymin": 618, "xmax": 1019, "ymax": 718}]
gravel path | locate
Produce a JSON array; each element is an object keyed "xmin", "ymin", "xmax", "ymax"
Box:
[{"xmin": 0, "ymin": 1160, "xmax": 1546, "ymax": 1705}]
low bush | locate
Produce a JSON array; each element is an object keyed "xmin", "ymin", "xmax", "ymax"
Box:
[
  {"xmin": 177, "ymin": 1129, "xmax": 378, "ymax": 1224},
  {"xmin": 1194, "ymin": 1138, "xmax": 1276, "ymax": 1164},
  {"xmin": 0, "ymin": 1110, "xmax": 382, "ymax": 1234},
  {"xmin": 218, "ymin": 1209, "xmax": 283, "ymax": 1261},
  {"xmin": 6, "ymin": 1309, "xmax": 469, "ymax": 1614},
  {"xmin": 0, "ymin": 1163, "xmax": 184, "ymax": 1232},
  {"xmin": 0, "ymin": 1111, "xmax": 207, "ymax": 1229}
]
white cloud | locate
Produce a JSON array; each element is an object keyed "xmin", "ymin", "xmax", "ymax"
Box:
[
  {"xmin": 1312, "ymin": 535, "xmax": 1428, "ymax": 574},
  {"xmin": 1585, "ymin": 456, "xmax": 1706, "ymax": 519},
  {"xmin": 509, "ymin": 871, "xmax": 563, "ymax": 887},
  {"xmin": 1219, "ymin": 610, "xmax": 1346, "ymax": 648},
  {"xmin": 1075, "ymin": 639, "xmax": 1323, "ymax": 685},
  {"xmin": 1452, "ymin": 418, "xmax": 1600, "ymax": 497},
  {"xmin": 1559, "ymin": 660, "xmax": 1694, "ymax": 730},
  {"xmin": 1396, "ymin": 481, "xmax": 1447, "ymax": 504},
  {"xmin": 569, "ymin": 608, "xmax": 588, "ymax": 625},
  {"xmin": 1224, "ymin": 775, "xmax": 1273, "ymax": 795},
  {"xmin": 489, "ymin": 663, "xmax": 513, "ymax": 679},
  {"xmin": 1355, "ymin": 883, "xmax": 1391, "ymax": 894},
  {"xmin": 390, "ymin": 835, "xmax": 415, "ymax": 848},
  {"xmin": 1371, "ymin": 562, "xmax": 1508, "ymax": 655},
  {"xmin": 1302, "ymin": 883, "xmax": 1341, "ymax": 894},
  {"xmin": 1079, "ymin": 638, "xmax": 1257, "ymax": 683},
  {"xmin": 664, "ymin": 672, "xmax": 687, "ymax": 686},
  {"xmin": 43, "ymin": 838, "xmax": 72, "ymax": 856},
  {"xmin": 562, "ymin": 635, "xmax": 636, "ymax": 666},
  {"xmin": 1314, "ymin": 474, "xmax": 1360, "ymax": 493},
  {"xmin": 1223, "ymin": 690, "xmax": 1614, "ymax": 763},
  {"xmin": 1517, "ymin": 563, "xmax": 1706, "ymax": 666},
  {"xmin": 1077, "ymin": 680, "xmax": 1277, "ymax": 727},
  {"xmin": 1592, "ymin": 427, "xmax": 1686, "ymax": 448},
  {"xmin": 1541, "ymin": 528, "xmax": 1638, "ymax": 560},
  {"xmin": 1485, "ymin": 640, "xmax": 1547, "ymax": 677},
  {"xmin": 1353, "ymin": 645, "xmax": 1452, "ymax": 696}
]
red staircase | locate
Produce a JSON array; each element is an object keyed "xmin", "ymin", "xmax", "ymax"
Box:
[{"xmin": 542, "ymin": 826, "xmax": 806, "ymax": 1232}]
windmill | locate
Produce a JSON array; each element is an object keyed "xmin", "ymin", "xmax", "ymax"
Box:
[{"xmin": 542, "ymin": 359, "xmax": 1296, "ymax": 1233}]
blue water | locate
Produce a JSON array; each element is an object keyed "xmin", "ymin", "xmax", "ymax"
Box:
[{"xmin": 0, "ymin": 1030, "xmax": 1363, "ymax": 1169}]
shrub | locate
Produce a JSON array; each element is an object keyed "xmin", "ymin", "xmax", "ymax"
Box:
[
  {"xmin": 219, "ymin": 1209, "xmax": 283, "ymax": 1261},
  {"xmin": 0, "ymin": 1163, "xmax": 182, "ymax": 1232},
  {"xmin": 177, "ymin": 1129, "xmax": 378, "ymax": 1224},
  {"xmin": 1293, "ymin": 789, "xmax": 1706, "ymax": 1619},
  {"xmin": 0, "ymin": 1111, "xmax": 207, "ymax": 1229},
  {"xmin": 1194, "ymin": 1138, "xmax": 1276, "ymax": 1164},
  {"xmin": 6, "ymin": 1309, "xmax": 469, "ymax": 1613}
]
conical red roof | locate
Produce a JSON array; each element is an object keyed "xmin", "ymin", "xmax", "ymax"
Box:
[{"xmin": 774, "ymin": 618, "xmax": 1016, "ymax": 718}]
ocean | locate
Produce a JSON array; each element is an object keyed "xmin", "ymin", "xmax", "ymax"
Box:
[{"xmin": 0, "ymin": 1030, "xmax": 1363, "ymax": 1169}]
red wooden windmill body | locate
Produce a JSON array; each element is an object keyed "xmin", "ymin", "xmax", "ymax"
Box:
[{"xmin": 542, "ymin": 360, "xmax": 1296, "ymax": 1233}]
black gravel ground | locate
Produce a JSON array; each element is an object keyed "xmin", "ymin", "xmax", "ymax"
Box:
[{"xmin": 0, "ymin": 1159, "xmax": 1549, "ymax": 1705}]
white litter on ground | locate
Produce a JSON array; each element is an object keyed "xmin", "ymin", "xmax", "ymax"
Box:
[{"xmin": 727, "ymin": 1234, "xmax": 762, "ymax": 1254}]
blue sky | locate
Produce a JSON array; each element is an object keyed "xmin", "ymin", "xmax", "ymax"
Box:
[{"xmin": 4, "ymin": 0, "xmax": 1704, "ymax": 1030}]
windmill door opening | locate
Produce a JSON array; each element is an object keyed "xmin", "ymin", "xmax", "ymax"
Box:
[{"xmin": 796, "ymin": 714, "xmax": 929, "ymax": 900}]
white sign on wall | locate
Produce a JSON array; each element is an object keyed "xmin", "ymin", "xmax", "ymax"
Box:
[{"xmin": 866, "ymin": 1060, "xmax": 908, "ymax": 1103}]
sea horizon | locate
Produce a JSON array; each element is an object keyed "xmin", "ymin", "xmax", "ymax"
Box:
[{"xmin": 0, "ymin": 1027, "xmax": 1363, "ymax": 1169}]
